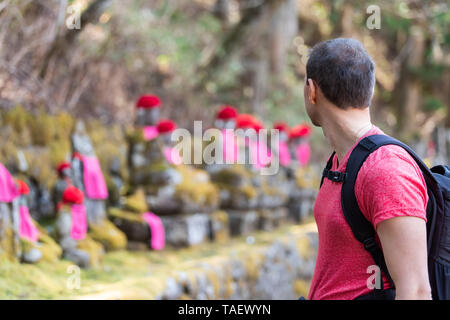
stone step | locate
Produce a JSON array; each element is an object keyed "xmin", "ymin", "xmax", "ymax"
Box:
[
  {"xmin": 75, "ymin": 223, "xmax": 318, "ymax": 300},
  {"xmin": 111, "ymin": 205, "xmax": 313, "ymax": 249},
  {"xmin": 0, "ymin": 222, "xmax": 318, "ymax": 300}
]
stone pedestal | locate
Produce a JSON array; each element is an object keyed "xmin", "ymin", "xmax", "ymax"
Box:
[
  {"xmin": 257, "ymin": 207, "xmax": 288, "ymax": 231},
  {"xmin": 288, "ymin": 188, "xmax": 317, "ymax": 223},
  {"xmin": 208, "ymin": 210, "xmax": 230, "ymax": 243},
  {"xmin": 108, "ymin": 208, "xmax": 150, "ymax": 247},
  {"xmin": 227, "ymin": 210, "xmax": 259, "ymax": 236},
  {"xmin": 161, "ymin": 213, "xmax": 210, "ymax": 248}
]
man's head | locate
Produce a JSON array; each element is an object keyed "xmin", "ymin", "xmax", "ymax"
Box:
[{"xmin": 304, "ymin": 38, "xmax": 375, "ymax": 126}]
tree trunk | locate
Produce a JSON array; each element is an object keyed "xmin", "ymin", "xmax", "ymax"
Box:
[
  {"xmin": 39, "ymin": 0, "xmax": 111, "ymax": 78},
  {"xmin": 268, "ymin": 0, "xmax": 298, "ymax": 74},
  {"xmin": 394, "ymin": 26, "xmax": 425, "ymax": 142},
  {"xmin": 444, "ymin": 70, "xmax": 450, "ymax": 128},
  {"xmin": 214, "ymin": 0, "xmax": 231, "ymax": 24},
  {"xmin": 195, "ymin": 0, "xmax": 283, "ymax": 90},
  {"xmin": 243, "ymin": 52, "xmax": 269, "ymax": 116}
]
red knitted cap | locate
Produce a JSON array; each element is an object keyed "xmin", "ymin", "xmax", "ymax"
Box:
[
  {"xmin": 136, "ymin": 95, "xmax": 161, "ymax": 109},
  {"xmin": 289, "ymin": 124, "xmax": 311, "ymax": 139},
  {"xmin": 252, "ymin": 120, "xmax": 264, "ymax": 133},
  {"xmin": 157, "ymin": 119, "xmax": 177, "ymax": 134},
  {"xmin": 17, "ymin": 180, "xmax": 30, "ymax": 195},
  {"xmin": 217, "ymin": 105, "xmax": 238, "ymax": 120},
  {"xmin": 57, "ymin": 162, "xmax": 71, "ymax": 174},
  {"xmin": 62, "ymin": 185, "xmax": 84, "ymax": 205},
  {"xmin": 235, "ymin": 114, "xmax": 257, "ymax": 129},
  {"xmin": 273, "ymin": 122, "xmax": 289, "ymax": 133}
]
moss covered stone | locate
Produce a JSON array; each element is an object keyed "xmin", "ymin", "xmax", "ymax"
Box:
[
  {"xmin": 0, "ymin": 223, "xmax": 318, "ymax": 299},
  {"xmin": 174, "ymin": 165, "xmax": 219, "ymax": 210},
  {"xmin": 122, "ymin": 188, "xmax": 149, "ymax": 213},
  {"xmin": 208, "ymin": 210, "xmax": 229, "ymax": 243},
  {"xmin": 76, "ymin": 236, "xmax": 105, "ymax": 269},
  {"xmin": 89, "ymin": 220, "xmax": 127, "ymax": 251},
  {"xmin": 295, "ymin": 166, "xmax": 320, "ymax": 190},
  {"xmin": 108, "ymin": 208, "xmax": 150, "ymax": 246},
  {"xmin": 0, "ymin": 227, "xmax": 18, "ymax": 262}
]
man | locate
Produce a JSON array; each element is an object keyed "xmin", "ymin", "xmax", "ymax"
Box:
[{"xmin": 305, "ymin": 38, "xmax": 431, "ymax": 300}]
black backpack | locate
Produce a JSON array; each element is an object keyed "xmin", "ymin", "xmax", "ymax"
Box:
[{"xmin": 320, "ymin": 134, "xmax": 450, "ymax": 300}]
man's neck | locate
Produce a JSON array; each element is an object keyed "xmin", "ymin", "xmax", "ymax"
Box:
[{"xmin": 320, "ymin": 107, "xmax": 373, "ymax": 163}]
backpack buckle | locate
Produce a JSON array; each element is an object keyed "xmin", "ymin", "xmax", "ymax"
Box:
[
  {"xmin": 363, "ymin": 237, "xmax": 377, "ymax": 251},
  {"xmin": 322, "ymin": 168, "xmax": 346, "ymax": 183}
]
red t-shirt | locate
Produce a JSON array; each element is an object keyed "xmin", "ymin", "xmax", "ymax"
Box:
[{"xmin": 308, "ymin": 126, "xmax": 428, "ymax": 300}]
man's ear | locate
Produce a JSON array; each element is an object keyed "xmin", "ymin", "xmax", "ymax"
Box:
[{"xmin": 307, "ymin": 78, "xmax": 316, "ymax": 104}]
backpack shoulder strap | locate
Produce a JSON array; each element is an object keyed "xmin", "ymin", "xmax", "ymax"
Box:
[
  {"xmin": 341, "ymin": 134, "xmax": 424, "ymax": 288},
  {"xmin": 343, "ymin": 134, "xmax": 444, "ymax": 288},
  {"xmin": 320, "ymin": 151, "xmax": 335, "ymax": 188},
  {"xmin": 342, "ymin": 134, "xmax": 429, "ymax": 241},
  {"xmin": 341, "ymin": 133, "xmax": 444, "ymax": 293}
]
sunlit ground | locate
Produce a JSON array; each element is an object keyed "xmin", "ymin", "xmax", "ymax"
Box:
[{"xmin": 0, "ymin": 220, "xmax": 317, "ymax": 300}]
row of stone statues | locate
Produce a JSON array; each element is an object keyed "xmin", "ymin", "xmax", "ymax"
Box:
[{"xmin": 0, "ymin": 95, "xmax": 316, "ymax": 269}]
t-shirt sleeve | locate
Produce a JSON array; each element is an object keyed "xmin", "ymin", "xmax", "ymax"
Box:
[{"xmin": 355, "ymin": 146, "xmax": 428, "ymax": 230}]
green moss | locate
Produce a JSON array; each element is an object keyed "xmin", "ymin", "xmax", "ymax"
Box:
[
  {"xmin": 259, "ymin": 178, "xmax": 286, "ymax": 198},
  {"xmin": 126, "ymin": 126, "xmax": 146, "ymax": 144},
  {"xmin": 29, "ymin": 112, "xmax": 56, "ymax": 146},
  {"xmin": 0, "ymin": 223, "xmax": 317, "ymax": 299},
  {"xmin": 174, "ymin": 165, "xmax": 219, "ymax": 207},
  {"xmin": 210, "ymin": 164, "xmax": 261, "ymax": 201},
  {"xmin": 23, "ymin": 148, "xmax": 58, "ymax": 189},
  {"xmin": 49, "ymin": 140, "xmax": 71, "ymax": 168},
  {"xmin": 242, "ymin": 252, "xmax": 263, "ymax": 280},
  {"xmin": 109, "ymin": 207, "xmax": 144, "ymax": 223},
  {"xmin": 20, "ymin": 234, "xmax": 62, "ymax": 264},
  {"xmin": 19, "ymin": 238, "xmax": 34, "ymax": 255},
  {"xmin": 295, "ymin": 166, "xmax": 320, "ymax": 189},
  {"xmin": 212, "ymin": 164, "xmax": 252, "ymax": 184},
  {"xmin": 37, "ymin": 233, "xmax": 62, "ymax": 263},
  {"xmin": 0, "ymin": 107, "xmax": 132, "ymax": 195},
  {"xmin": 54, "ymin": 112, "xmax": 74, "ymax": 140},
  {"xmin": 239, "ymin": 184, "xmax": 258, "ymax": 199},
  {"xmin": 2, "ymin": 105, "xmax": 30, "ymax": 135},
  {"xmin": 216, "ymin": 182, "xmax": 257, "ymax": 200},
  {"xmin": 77, "ymin": 236, "xmax": 104, "ymax": 270},
  {"xmin": 87, "ymin": 121, "xmax": 129, "ymax": 188},
  {"xmin": 1, "ymin": 108, "xmax": 32, "ymax": 148},
  {"xmin": 0, "ymin": 228, "xmax": 18, "ymax": 262},
  {"xmin": 209, "ymin": 210, "xmax": 229, "ymax": 243},
  {"xmin": 148, "ymin": 159, "xmax": 171, "ymax": 173},
  {"xmin": 294, "ymin": 279, "xmax": 311, "ymax": 297},
  {"xmin": 0, "ymin": 139, "xmax": 19, "ymax": 166},
  {"xmin": 89, "ymin": 220, "xmax": 127, "ymax": 251},
  {"xmin": 123, "ymin": 189, "xmax": 148, "ymax": 213}
]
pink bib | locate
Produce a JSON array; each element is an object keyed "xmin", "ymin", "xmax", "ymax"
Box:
[
  {"xmin": 0, "ymin": 163, "xmax": 19, "ymax": 203},
  {"xmin": 221, "ymin": 129, "xmax": 238, "ymax": 163},
  {"xmin": 143, "ymin": 126, "xmax": 159, "ymax": 141},
  {"xmin": 19, "ymin": 206, "xmax": 39, "ymax": 243},
  {"xmin": 277, "ymin": 140, "xmax": 291, "ymax": 167},
  {"xmin": 296, "ymin": 142, "xmax": 311, "ymax": 166},
  {"xmin": 82, "ymin": 156, "xmax": 108, "ymax": 200},
  {"xmin": 249, "ymin": 140, "xmax": 272, "ymax": 169},
  {"xmin": 163, "ymin": 147, "xmax": 183, "ymax": 165},
  {"xmin": 142, "ymin": 212, "xmax": 165, "ymax": 250},
  {"xmin": 70, "ymin": 204, "xmax": 88, "ymax": 240}
]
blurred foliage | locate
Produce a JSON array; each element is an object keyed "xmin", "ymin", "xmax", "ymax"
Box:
[{"xmin": 0, "ymin": 0, "xmax": 448, "ymax": 158}]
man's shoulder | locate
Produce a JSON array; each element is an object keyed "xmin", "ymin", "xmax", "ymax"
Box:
[
  {"xmin": 354, "ymin": 134, "xmax": 428, "ymax": 229},
  {"xmin": 368, "ymin": 142, "xmax": 415, "ymax": 165},
  {"xmin": 357, "ymin": 137, "xmax": 425, "ymax": 185}
]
